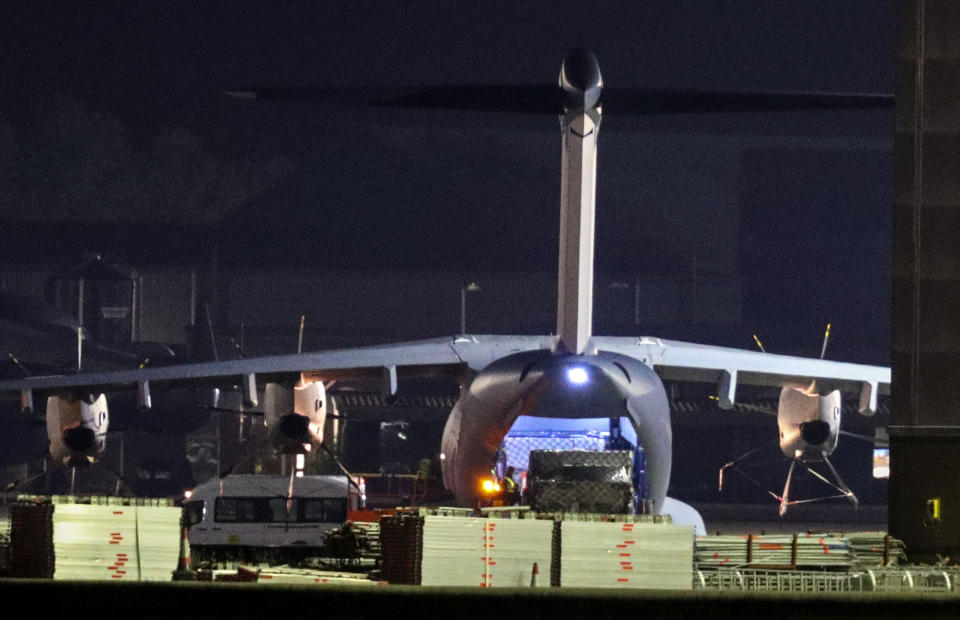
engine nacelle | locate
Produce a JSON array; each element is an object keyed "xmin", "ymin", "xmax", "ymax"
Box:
[
  {"xmin": 777, "ymin": 386, "xmax": 841, "ymax": 461},
  {"xmin": 46, "ymin": 393, "xmax": 109, "ymax": 467},
  {"xmin": 263, "ymin": 378, "xmax": 326, "ymax": 454}
]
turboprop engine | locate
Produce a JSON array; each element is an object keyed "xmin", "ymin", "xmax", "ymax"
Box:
[
  {"xmin": 46, "ymin": 393, "xmax": 109, "ymax": 467},
  {"xmin": 719, "ymin": 384, "xmax": 859, "ymax": 516},
  {"xmin": 777, "ymin": 386, "xmax": 841, "ymax": 461},
  {"xmin": 773, "ymin": 384, "xmax": 855, "ymax": 515},
  {"xmin": 263, "ymin": 377, "xmax": 326, "ymax": 454}
]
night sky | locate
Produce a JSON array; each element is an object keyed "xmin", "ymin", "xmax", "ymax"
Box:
[{"xmin": 0, "ymin": 2, "xmax": 894, "ymax": 361}]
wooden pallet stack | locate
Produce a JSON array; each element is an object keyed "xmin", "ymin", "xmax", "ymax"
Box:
[
  {"xmin": 378, "ymin": 512, "xmax": 424, "ymax": 584},
  {"xmin": 52, "ymin": 501, "xmax": 182, "ymax": 581},
  {"xmin": 559, "ymin": 521, "xmax": 694, "ymax": 589},
  {"xmin": 419, "ymin": 516, "xmax": 553, "ymax": 588},
  {"xmin": 10, "ymin": 501, "xmax": 55, "ymax": 578},
  {"xmin": 695, "ymin": 533, "xmax": 856, "ymax": 569}
]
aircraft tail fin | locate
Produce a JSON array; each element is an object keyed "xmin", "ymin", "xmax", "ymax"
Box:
[{"xmin": 554, "ymin": 50, "xmax": 602, "ymax": 355}]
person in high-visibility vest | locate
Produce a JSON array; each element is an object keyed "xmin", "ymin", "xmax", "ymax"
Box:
[{"xmin": 501, "ymin": 466, "xmax": 519, "ymax": 505}]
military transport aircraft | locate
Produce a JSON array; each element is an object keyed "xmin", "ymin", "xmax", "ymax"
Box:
[{"xmin": 0, "ymin": 50, "xmax": 891, "ymax": 520}]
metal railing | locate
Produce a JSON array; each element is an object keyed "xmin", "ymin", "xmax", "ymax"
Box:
[{"xmin": 695, "ymin": 567, "xmax": 960, "ymax": 594}]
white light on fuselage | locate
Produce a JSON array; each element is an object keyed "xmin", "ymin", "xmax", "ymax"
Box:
[{"xmin": 567, "ymin": 367, "xmax": 589, "ymax": 385}]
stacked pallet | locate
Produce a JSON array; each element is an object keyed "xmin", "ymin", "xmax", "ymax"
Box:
[
  {"xmin": 528, "ymin": 450, "xmax": 634, "ymax": 514},
  {"xmin": 135, "ymin": 505, "xmax": 184, "ymax": 580},
  {"xmin": 695, "ymin": 534, "xmax": 855, "ymax": 569},
  {"xmin": 419, "ymin": 516, "xmax": 553, "ymax": 588},
  {"xmin": 254, "ymin": 566, "xmax": 384, "ymax": 586},
  {"xmin": 0, "ymin": 507, "xmax": 10, "ymax": 575},
  {"xmin": 847, "ymin": 532, "xmax": 908, "ymax": 566},
  {"xmin": 379, "ymin": 513, "xmax": 423, "ymax": 584},
  {"xmin": 52, "ymin": 502, "xmax": 182, "ymax": 581},
  {"xmin": 10, "ymin": 502, "xmax": 55, "ymax": 578},
  {"xmin": 559, "ymin": 521, "xmax": 693, "ymax": 590}
]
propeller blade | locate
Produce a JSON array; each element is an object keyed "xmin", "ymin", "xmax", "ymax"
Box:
[
  {"xmin": 319, "ymin": 442, "xmax": 364, "ymax": 502},
  {"xmin": 820, "ymin": 323, "xmax": 832, "ymax": 360},
  {"xmin": 838, "ymin": 429, "xmax": 879, "ymax": 443},
  {"xmin": 286, "ymin": 466, "xmax": 296, "ymax": 514},
  {"xmin": 203, "ymin": 405, "xmax": 265, "ymax": 417},
  {"xmin": 823, "ymin": 455, "xmax": 859, "ymax": 508},
  {"xmin": 779, "ymin": 460, "xmax": 796, "ymax": 517}
]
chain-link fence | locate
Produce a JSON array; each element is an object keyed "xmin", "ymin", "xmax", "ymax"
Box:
[{"xmin": 502, "ymin": 432, "xmax": 607, "ymax": 472}]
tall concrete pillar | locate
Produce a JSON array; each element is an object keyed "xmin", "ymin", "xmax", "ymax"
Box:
[{"xmin": 891, "ymin": 0, "xmax": 960, "ymax": 561}]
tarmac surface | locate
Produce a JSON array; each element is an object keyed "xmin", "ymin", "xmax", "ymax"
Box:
[{"xmin": 1, "ymin": 579, "xmax": 959, "ymax": 620}]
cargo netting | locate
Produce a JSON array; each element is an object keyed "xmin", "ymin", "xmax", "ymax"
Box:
[{"xmin": 528, "ymin": 450, "xmax": 634, "ymax": 514}]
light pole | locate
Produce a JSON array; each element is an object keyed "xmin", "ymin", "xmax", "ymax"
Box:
[{"xmin": 460, "ymin": 282, "xmax": 481, "ymax": 334}]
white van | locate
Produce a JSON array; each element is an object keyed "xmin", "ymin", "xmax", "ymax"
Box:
[{"xmin": 184, "ymin": 475, "xmax": 363, "ymax": 561}]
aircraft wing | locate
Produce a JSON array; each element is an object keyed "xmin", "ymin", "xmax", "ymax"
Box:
[
  {"xmin": 0, "ymin": 336, "xmax": 554, "ymax": 406},
  {"xmin": 0, "ymin": 333, "xmax": 888, "ymax": 413},
  {"xmin": 591, "ymin": 336, "xmax": 890, "ymax": 414}
]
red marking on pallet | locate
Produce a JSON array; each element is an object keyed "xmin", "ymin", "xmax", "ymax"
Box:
[
  {"xmin": 109, "ymin": 541, "xmax": 119, "ymax": 545},
  {"xmin": 823, "ymin": 547, "xmax": 829, "ymax": 555},
  {"xmin": 624, "ymin": 540, "xmax": 635, "ymax": 545},
  {"xmin": 617, "ymin": 578, "xmax": 629, "ymax": 583},
  {"xmin": 111, "ymin": 575, "xmax": 123, "ymax": 579},
  {"xmin": 758, "ymin": 543, "xmax": 782, "ymax": 550},
  {"xmin": 619, "ymin": 553, "xmax": 631, "ymax": 558},
  {"xmin": 616, "ymin": 544, "xmax": 627, "ymax": 549}
]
